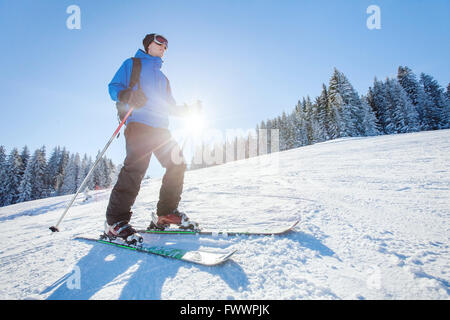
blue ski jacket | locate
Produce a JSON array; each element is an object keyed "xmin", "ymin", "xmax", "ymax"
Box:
[{"xmin": 108, "ymin": 49, "xmax": 180, "ymax": 128}]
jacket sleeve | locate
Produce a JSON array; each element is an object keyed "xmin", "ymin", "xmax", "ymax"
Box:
[{"xmin": 108, "ymin": 58, "xmax": 132, "ymax": 102}]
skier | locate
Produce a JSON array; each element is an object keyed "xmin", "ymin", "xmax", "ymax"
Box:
[{"xmin": 104, "ymin": 33, "xmax": 199, "ymax": 243}]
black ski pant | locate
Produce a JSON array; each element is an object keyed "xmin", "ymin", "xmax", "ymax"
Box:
[{"xmin": 106, "ymin": 122, "xmax": 186, "ymax": 225}]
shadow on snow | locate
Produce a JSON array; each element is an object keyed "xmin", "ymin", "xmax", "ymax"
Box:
[{"xmin": 43, "ymin": 238, "xmax": 248, "ymax": 300}]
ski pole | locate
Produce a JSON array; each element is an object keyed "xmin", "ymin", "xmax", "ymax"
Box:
[{"xmin": 49, "ymin": 107, "xmax": 134, "ymax": 232}]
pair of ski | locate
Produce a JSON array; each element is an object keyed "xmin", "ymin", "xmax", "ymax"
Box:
[{"xmin": 76, "ymin": 220, "xmax": 299, "ymax": 266}]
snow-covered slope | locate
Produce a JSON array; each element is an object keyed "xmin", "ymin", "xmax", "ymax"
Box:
[{"xmin": 0, "ymin": 130, "xmax": 449, "ymax": 300}]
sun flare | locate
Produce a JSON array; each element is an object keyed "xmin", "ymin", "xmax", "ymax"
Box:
[{"xmin": 183, "ymin": 113, "xmax": 206, "ymax": 137}]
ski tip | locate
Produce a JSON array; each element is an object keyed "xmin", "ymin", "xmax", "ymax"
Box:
[{"xmin": 49, "ymin": 226, "xmax": 60, "ymax": 233}]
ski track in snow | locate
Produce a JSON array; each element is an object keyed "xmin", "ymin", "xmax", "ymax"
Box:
[{"xmin": 0, "ymin": 130, "xmax": 449, "ymax": 300}]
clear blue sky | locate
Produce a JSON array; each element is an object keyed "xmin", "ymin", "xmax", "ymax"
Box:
[{"xmin": 0, "ymin": 0, "xmax": 449, "ymax": 178}]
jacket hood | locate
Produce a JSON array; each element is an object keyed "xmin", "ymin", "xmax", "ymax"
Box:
[{"xmin": 134, "ymin": 49, "xmax": 163, "ymax": 69}]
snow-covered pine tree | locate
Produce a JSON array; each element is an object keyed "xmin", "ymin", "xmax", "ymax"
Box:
[
  {"xmin": 17, "ymin": 152, "xmax": 35, "ymax": 203},
  {"xmin": 384, "ymin": 78, "xmax": 420, "ymax": 133},
  {"xmin": 420, "ymin": 73, "xmax": 447, "ymax": 130},
  {"xmin": 327, "ymin": 90, "xmax": 347, "ymax": 139},
  {"xmin": 397, "ymin": 66, "xmax": 431, "ymax": 130},
  {"xmin": 92, "ymin": 152, "xmax": 103, "ymax": 189},
  {"xmin": 315, "ymin": 84, "xmax": 330, "ymax": 141},
  {"xmin": 311, "ymin": 99, "xmax": 328, "ymax": 143},
  {"xmin": 444, "ymin": 84, "xmax": 450, "ymax": 128},
  {"xmin": 378, "ymin": 79, "xmax": 398, "ymax": 134},
  {"xmin": 55, "ymin": 148, "xmax": 70, "ymax": 195},
  {"xmin": 84, "ymin": 156, "xmax": 95, "ymax": 190},
  {"xmin": 295, "ymin": 100, "xmax": 302, "ymax": 113},
  {"xmin": 104, "ymin": 158, "xmax": 115, "ymax": 188},
  {"xmin": 19, "ymin": 146, "xmax": 30, "ymax": 183},
  {"xmin": 0, "ymin": 146, "xmax": 7, "ymax": 206},
  {"xmin": 327, "ymin": 68, "xmax": 361, "ymax": 137},
  {"xmin": 446, "ymin": 83, "xmax": 450, "ymax": 102},
  {"xmin": 284, "ymin": 112, "xmax": 297, "ymax": 150},
  {"xmin": 32, "ymin": 146, "xmax": 49, "ymax": 199},
  {"xmin": 77, "ymin": 154, "xmax": 88, "ymax": 192},
  {"xmin": 278, "ymin": 112, "xmax": 293, "ymax": 151},
  {"xmin": 60, "ymin": 153, "xmax": 80, "ymax": 195},
  {"xmin": 360, "ymin": 95, "xmax": 380, "ymax": 136},
  {"xmin": 92, "ymin": 152, "xmax": 116, "ymax": 189},
  {"xmin": 45, "ymin": 147, "xmax": 61, "ymax": 196},
  {"xmin": 78, "ymin": 154, "xmax": 96, "ymax": 191},
  {"xmin": 302, "ymin": 96, "xmax": 317, "ymax": 144},
  {"xmin": 367, "ymin": 79, "xmax": 389, "ymax": 133},
  {"xmin": 4, "ymin": 148, "xmax": 23, "ymax": 206},
  {"xmin": 292, "ymin": 105, "xmax": 308, "ymax": 147}
]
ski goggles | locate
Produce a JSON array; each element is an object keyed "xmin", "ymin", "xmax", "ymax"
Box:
[{"xmin": 153, "ymin": 34, "xmax": 168, "ymax": 49}]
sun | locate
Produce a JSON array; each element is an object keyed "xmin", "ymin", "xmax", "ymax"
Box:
[{"xmin": 183, "ymin": 113, "xmax": 206, "ymax": 137}]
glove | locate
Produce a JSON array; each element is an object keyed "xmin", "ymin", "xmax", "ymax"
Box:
[
  {"xmin": 116, "ymin": 102, "xmax": 128, "ymax": 122},
  {"xmin": 118, "ymin": 88, "xmax": 148, "ymax": 109}
]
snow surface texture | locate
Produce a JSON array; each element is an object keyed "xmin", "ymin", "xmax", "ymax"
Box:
[{"xmin": 0, "ymin": 130, "xmax": 449, "ymax": 300}]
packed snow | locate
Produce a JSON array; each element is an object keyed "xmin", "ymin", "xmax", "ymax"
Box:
[{"xmin": 0, "ymin": 129, "xmax": 449, "ymax": 300}]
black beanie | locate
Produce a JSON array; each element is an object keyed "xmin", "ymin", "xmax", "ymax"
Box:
[{"xmin": 143, "ymin": 34, "xmax": 156, "ymax": 53}]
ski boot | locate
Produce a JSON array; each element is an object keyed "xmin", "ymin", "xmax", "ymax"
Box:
[
  {"xmin": 147, "ymin": 209, "xmax": 199, "ymax": 231},
  {"xmin": 103, "ymin": 220, "xmax": 143, "ymax": 245}
]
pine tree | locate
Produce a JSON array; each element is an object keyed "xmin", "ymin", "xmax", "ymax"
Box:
[
  {"xmin": 302, "ymin": 96, "xmax": 317, "ymax": 143},
  {"xmin": 19, "ymin": 146, "xmax": 30, "ymax": 182},
  {"xmin": 32, "ymin": 146, "xmax": 49, "ymax": 200},
  {"xmin": 61, "ymin": 153, "xmax": 79, "ymax": 195},
  {"xmin": 278, "ymin": 112, "xmax": 289, "ymax": 151},
  {"xmin": 328, "ymin": 69, "xmax": 363, "ymax": 137},
  {"xmin": 56, "ymin": 148, "xmax": 70, "ymax": 195},
  {"xmin": 385, "ymin": 78, "xmax": 420, "ymax": 133},
  {"xmin": 378, "ymin": 79, "xmax": 398, "ymax": 134},
  {"xmin": 104, "ymin": 158, "xmax": 115, "ymax": 188},
  {"xmin": 444, "ymin": 83, "xmax": 450, "ymax": 128},
  {"xmin": 327, "ymin": 91, "xmax": 346, "ymax": 139},
  {"xmin": 360, "ymin": 95, "xmax": 380, "ymax": 136},
  {"xmin": 4, "ymin": 148, "xmax": 23, "ymax": 205},
  {"xmin": 446, "ymin": 83, "xmax": 450, "ymax": 102},
  {"xmin": 316, "ymin": 84, "xmax": 330, "ymax": 140},
  {"xmin": 284, "ymin": 112, "xmax": 297, "ymax": 149},
  {"xmin": 399, "ymin": 79, "xmax": 420, "ymax": 132},
  {"xmin": 0, "ymin": 146, "xmax": 7, "ymax": 206},
  {"xmin": 420, "ymin": 73, "xmax": 447, "ymax": 130},
  {"xmin": 77, "ymin": 154, "xmax": 95, "ymax": 191},
  {"xmin": 293, "ymin": 106, "xmax": 308, "ymax": 147},
  {"xmin": 46, "ymin": 147, "xmax": 61, "ymax": 196},
  {"xmin": 368, "ymin": 78, "xmax": 390, "ymax": 133},
  {"xmin": 93, "ymin": 152, "xmax": 111, "ymax": 189},
  {"xmin": 17, "ymin": 156, "xmax": 34, "ymax": 203},
  {"xmin": 397, "ymin": 66, "xmax": 428, "ymax": 129},
  {"xmin": 77, "ymin": 154, "xmax": 88, "ymax": 192}
]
